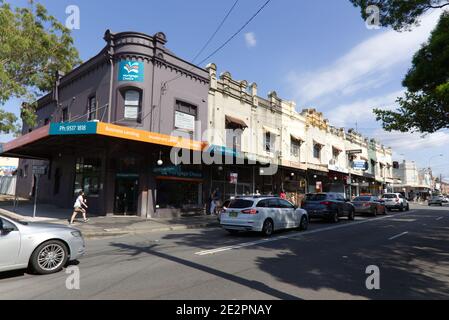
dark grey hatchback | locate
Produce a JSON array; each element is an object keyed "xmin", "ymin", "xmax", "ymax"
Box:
[{"xmin": 302, "ymin": 193, "xmax": 355, "ymax": 223}]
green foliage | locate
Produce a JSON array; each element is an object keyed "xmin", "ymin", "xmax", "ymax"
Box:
[
  {"xmin": 373, "ymin": 12, "xmax": 449, "ymax": 133},
  {"xmin": 0, "ymin": 0, "xmax": 81, "ymax": 134},
  {"xmin": 350, "ymin": 0, "xmax": 449, "ymax": 31}
]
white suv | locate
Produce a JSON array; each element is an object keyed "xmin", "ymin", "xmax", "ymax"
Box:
[
  {"xmin": 220, "ymin": 196, "xmax": 309, "ymax": 237},
  {"xmin": 381, "ymin": 193, "xmax": 410, "ymax": 212}
]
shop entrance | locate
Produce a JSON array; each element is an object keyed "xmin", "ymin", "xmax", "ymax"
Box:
[{"xmin": 114, "ymin": 174, "xmax": 139, "ymax": 215}]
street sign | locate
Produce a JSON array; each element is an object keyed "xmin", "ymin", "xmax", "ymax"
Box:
[
  {"xmin": 346, "ymin": 149, "xmax": 363, "ymax": 155},
  {"xmin": 32, "ymin": 165, "xmax": 47, "ymax": 175}
]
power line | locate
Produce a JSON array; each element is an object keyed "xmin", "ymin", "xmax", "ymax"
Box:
[
  {"xmin": 191, "ymin": 0, "xmax": 240, "ymax": 64},
  {"xmin": 164, "ymin": 0, "xmax": 272, "ymax": 87},
  {"xmin": 197, "ymin": 0, "xmax": 272, "ymax": 66}
]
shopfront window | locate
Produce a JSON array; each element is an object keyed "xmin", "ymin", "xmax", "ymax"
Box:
[
  {"xmin": 124, "ymin": 90, "xmax": 141, "ymax": 121},
  {"xmin": 157, "ymin": 180, "xmax": 200, "ymax": 209},
  {"xmin": 74, "ymin": 158, "xmax": 102, "ymax": 196}
]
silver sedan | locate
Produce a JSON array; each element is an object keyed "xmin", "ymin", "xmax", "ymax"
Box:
[{"xmin": 0, "ymin": 215, "xmax": 85, "ymax": 275}]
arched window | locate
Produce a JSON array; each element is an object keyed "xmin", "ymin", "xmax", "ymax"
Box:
[{"xmin": 124, "ymin": 89, "xmax": 141, "ymax": 121}]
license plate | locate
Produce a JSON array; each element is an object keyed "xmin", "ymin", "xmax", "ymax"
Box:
[{"xmin": 229, "ymin": 212, "xmax": 238, "ymax": 218}]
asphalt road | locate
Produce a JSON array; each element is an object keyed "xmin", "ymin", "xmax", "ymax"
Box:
[{"xmin": 1, "ymin": 204, "xmax": 448, "ymax": 300}]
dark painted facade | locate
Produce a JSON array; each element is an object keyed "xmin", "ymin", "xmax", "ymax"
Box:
[{"xmin": 15, "ymin": 30, "xmax": 210, "ymax": 218}]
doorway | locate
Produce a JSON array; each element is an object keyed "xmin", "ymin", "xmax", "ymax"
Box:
[{"xmin": 114, "ymin": 175, "xmax": 139, "ymax": 215}]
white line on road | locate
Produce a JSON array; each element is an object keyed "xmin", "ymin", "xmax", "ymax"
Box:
[
  {"xmin": 195, "ymin": 211, "xmax": 416, "ymax": 256},
  {"xmin": 436, "ymin": 217, "xmax": 443, "ymax": 221},
  {"xmin": 388, "ymin": 232, "xmax": 409, "ymax": 241}
]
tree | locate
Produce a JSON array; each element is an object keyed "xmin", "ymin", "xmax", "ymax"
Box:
[
  {"xmin": 374, "ymin": 12, "xmax": 449, "ymax": 133},
  {"xmin": 0, "ymin": 0, "xmax": 81, "ymax": 134},
  {"xmin": 351, "ymin": 1, "xmax": 449, "ymax": 134},
  {"xmin": 350, "ymin": 0, "xmax": 449, "ymax": 31}
]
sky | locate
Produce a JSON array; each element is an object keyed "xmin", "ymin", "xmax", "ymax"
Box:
[{"xmin": 2, "ymin": 0, "xmax": 448, "ymax": 181}]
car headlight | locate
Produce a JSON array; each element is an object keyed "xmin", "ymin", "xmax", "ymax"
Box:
[{"xmin": 71, "ymin": 231, "xmax": 82, "ymax": 238}]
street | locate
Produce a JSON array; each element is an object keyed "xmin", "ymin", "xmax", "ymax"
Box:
[{"xmin": 1, "ymin": 204, "xmax": 448, "ymax": 300}]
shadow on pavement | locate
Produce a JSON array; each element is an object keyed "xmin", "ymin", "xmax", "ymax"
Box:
[{"xmin": 110, "ymin": 241, "xmax": 301, "ymax": 300}]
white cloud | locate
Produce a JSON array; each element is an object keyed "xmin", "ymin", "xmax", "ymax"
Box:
[
  {"xmin": 244, "ymin": 32, "xmax": 257, "ymax": 48},
  {"xmin": 289, "ymin": 10, "xmax": 442, "ymax": 104},
  {"xmin": 373, "ymin": 130, "xmax": 449, "ymax": 152},
  {"xmin": 327, "ymin": 90, "xmax": 404, "ymax": 128}
]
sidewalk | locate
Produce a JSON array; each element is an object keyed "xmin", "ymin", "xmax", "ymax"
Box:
[{"xmin": 0, "ymin": 198, "xmax": 220, "ymax": 239}]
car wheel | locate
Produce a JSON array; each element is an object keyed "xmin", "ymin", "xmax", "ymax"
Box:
[
  {"xmin": 226, "ymin": 229, "xmax": 239, "ymax": 235},
  {"xmin": 331, "ymin": 211, "xmax": 339, "ymax": 223},
  {"xmin": 400, "ymin": 204, "xmax": 405, "ymax": 212},
  {"xmin": 348, "ymin": 209, "xmax": 355, "ymax": 221},
  {"xmin": 407, "ymin": 204, "xmax": 410, "ymax": 211},
  {"xmin": 299, "ymin": 216, "xmax": 309, "ymax": 231},
  {"xmin": 372, "ymin": 208, "xmax": 378, "ymax": 217},
  {"xmin": 262, "ymin": 219, "xmax": 274, "ymax": 237},
  {"xmin": 30, "ymin": 240, "xmax": 69, "ymax": 275}
]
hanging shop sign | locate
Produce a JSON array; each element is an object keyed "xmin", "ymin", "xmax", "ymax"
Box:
[
  {"xmin": 49, "ymin": 122, "xmax": 98, "ymax": 135},
  {"xmin": 229, "ymin": 173, "xmax": 238, "ymax": 184},
  {"xmin": 118, "ymin": 60, "xmax": 144, "ymax": 82}
]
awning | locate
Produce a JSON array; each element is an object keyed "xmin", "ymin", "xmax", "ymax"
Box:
[
  {"xmin": 263, "ymin": 126, "xmax": 280, "ymax": 136},
  {"xmin": 225, "ymin": 115, "xmax": 248, "ymax": 129},
  {"xmin": 291, "ymin": 134, "xmax": 304, "ymax": 142},
  {"xmin": 360, "ymin": 156, "xmax": 369, "ymax": 161},
  {"xmin": 0, "ymin": 121, "xmax": 208, "ymax": 159},
  {"xmin": 332, "ymin": 145, "xmax": 343, "ymax": 152},
  {"xmin": 313, "ymin": 140, "xmax": 325, "ymax": 147}
]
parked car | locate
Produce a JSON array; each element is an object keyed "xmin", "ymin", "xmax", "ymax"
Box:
[
  {"xmin": 381, "ymin": 193, "xmax": 410, "ymax": 212},
  {"xmin": 351, "ymin": 196, "xmax": 386, "ymax": 216},
  {"xmin": 302, "ymin": 193, "xmax": 355, "ymax": 223},
  {"xmin": 220, "ymin": 196, "xmax": 309, "ymax": 237},
  {"xmin": 0, "ymin": 215, "xmax": 85, "ymax": 275},
  {"xmin": 216, "ymin": 199, "xmax": 231, "ymax": 222},
  {"xmin": 428, "ymin": 196, "xmax": 445, "ymax": 206}
]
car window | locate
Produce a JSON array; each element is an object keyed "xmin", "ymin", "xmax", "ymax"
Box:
[
  {"xmin": 268, "ymin": 199, "xmax": 280, "ymax": 208},
  {"xmin": 335, "ymin": 194, "xmax": 345, "ymax": 201},
  {"xmin": 382, "ymin": 194, "xmax": 397, "ymax": 199},
  {"xmin": 228, "ymin": 200, "xmax": 254, "ymax": 209},
  {"xmin": 354, "ymin": 196, "xmax": 372, "ymax": 201},
  {"xmin": 0, "ymin": 218, "xmax": 16, "ymax": 231},
  {"xmin": 306, "ymin": 194, "xmax": 327, "ymax": 201},
  {"xmin": 256, "ymin": 200, "xmax": 269, "ymax": 208},
  {"xmin": 278, "ymin": 199, "xmax": 295, "ymax": 209}
]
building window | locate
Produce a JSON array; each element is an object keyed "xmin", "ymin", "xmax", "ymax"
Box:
[
  {"xmin": 62, "ymin": 107, "xmax": 69, "ymax": 122},
  {"xmin": 24, "ymin": 165, "xmax": 29, "ymax": 178},
  {"xmin": 332, "ymin": 147, "xmax": 341, "ymax": 162},
  {"xmin": 175, "ymin": 100, "xmax": 197, "ymax": 132},
  {"xmin": 74, "ymin": 158, "xmax": 102, "ymax": 196},
  {"xmin": 313, "ymin": 143, "xmax": 322, "ymax": 160},
  {"xmin": 124, "ymin": 90, "xmax": 141, "ymax": 121},
  {"xmin": 291, "ymin": 138, "xmax": 301, "ymax": 160},
  {"xmin": 265, "ymin": 132, "xmax": 274, "ymax": 153},
  {"xmin": 87, "ymin": 96, "xmax": 97, "ymax": 121}
]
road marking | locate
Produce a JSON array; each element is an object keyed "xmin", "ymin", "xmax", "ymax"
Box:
[
  {"xmin": 436, "ymin": 217, "xmax": 443, "ymax": 221},
  {"xmin": 388, "ymin": 232, "xmax": 409, "ymax": 241},
  {"xmin": 195, "ymin": 211, "xmax": 416, "ymax": 256}
]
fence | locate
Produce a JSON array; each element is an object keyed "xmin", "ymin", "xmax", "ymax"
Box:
[{"xmin": 0, "ymin": 176, "xmax": 17, "ymax": 196}]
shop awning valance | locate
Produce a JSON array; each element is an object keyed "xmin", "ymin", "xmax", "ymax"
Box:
[
  {"xmin": 291, "ymin": 134, "xmax": 304, "ymax": 142},
  {"xmin": 263, "ymin": 126, "xmax": 280, "ymax": 136},
  {"xmin": 225, "ymin": 115, "xmax": 248, "ymax": 129},
  {"xmin": 332, "ymin": 145, "xmax": 343, "ymax": 152},
  {"xmin": 313, "ymin": 140, "xmax": 325, "ymax": 147}
]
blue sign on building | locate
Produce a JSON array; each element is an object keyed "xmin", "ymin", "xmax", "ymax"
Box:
[
  {"xmin": 118, "ymin": 60, "xmax": 144, "ymax": 82},
  {"xmin": 353, "ymin": 160, "xmax": 367, "ymax": 170},
  {"xmin": 49, "ymin": 122, "xmax": 98, "ymax": 135}
]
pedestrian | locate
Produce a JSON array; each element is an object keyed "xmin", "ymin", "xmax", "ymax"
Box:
[
  {"xmin": 69, "ymin": 191, "xmax": 89, "ymax": 225},
  {"xmin": 280, "ymin": 190, "xmax": 287, "ymax": 200},
  {"xmin": 209, "ymin": 188, "xmax": 219, "ymax": 215}
]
